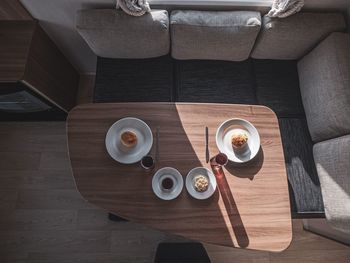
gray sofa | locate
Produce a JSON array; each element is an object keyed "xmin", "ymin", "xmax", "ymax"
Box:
[
  {"xmin": 298, "ymin": 32, "xmax": 350, "ymax": 234},
  {"xmin": 76, "ymin": 9, "xmax": 350, "ymax": 234}
]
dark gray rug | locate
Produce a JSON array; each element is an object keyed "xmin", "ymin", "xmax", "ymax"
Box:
[
  {"xmin": 94, "ymin": 56, "xmax": 173, "ymax": 103},
  {"xmin": 279, "ymin": 118, "xmax": 324, "ymax": 216},
  {"xmin": 254, "ymin": 60, "xmax": 305, "ymax": 118},
  {"xmin": 176, "ymin": 59, "xmax": 257, "ymax": 104}
]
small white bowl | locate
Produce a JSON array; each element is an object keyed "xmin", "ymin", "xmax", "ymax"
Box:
[
  {"xmin": 186, "ymin": 167, "xmax": 217, "ymax": 200},
  {"xmin": 152, "ymin": 167, "xmax": 183, "ymax": 200}
]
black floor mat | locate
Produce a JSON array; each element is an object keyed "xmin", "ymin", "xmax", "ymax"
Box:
[
  {"xmin": 176, "ymin": 59, "xmax": 257, "ymax": 104},
  {"xmin": 94, "ymin": 56, "xmax": 174, "ymax": 103},
  {"xmin": 154, "ymin": 243, "xmax": 211, "ymax": 263},
  {"xmin": 279, "ymin": 118, "xmax": 324, "ymax": 215},
  {"xmin": 254, "ymin": 59, "xmax": 305, "ymax": 118}
]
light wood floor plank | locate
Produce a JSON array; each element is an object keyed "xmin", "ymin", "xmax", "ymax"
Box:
[
  {"xmin": 0, "ymin": 210, "xmax": 77, "ymax": 231},
  {"xmin": 0, "ymin": 230, "xmax": 111, "ymax": 254},
  {"xmin": 16, "ymin": 190, "xmax": 92, "ymax": 210}
]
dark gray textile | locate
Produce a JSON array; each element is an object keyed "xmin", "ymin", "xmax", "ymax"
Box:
[
  {"xmin": 170, "ymin": 10, "xmax": 261, "ymax": 61},
  {"xmin": 154, "ymin": 243, "xmax": 210, "ymax": 263},
  {"xmin": 298, "ymin": 32, "xmax": 350, "ymax": 142},
  {"xmin": 313, "ymin": 135, "xmax": 350, "ymax": 233},
  {"xmin": 254, "ymin": 60, "xmax": 304, "ymax": 118},
  {"xmin": 76, "ymin": 9, "xmax": 169, "ymax": 58},
  {"xmin": 252, "ymin": 13, "xmax": 346, "ymax": 60},
  {"xmin": 94, "ymin": 56, "xmax": 173, "ymax": 103},
  {"xmin": 176, "ymin": 59, "xmax": 257, "ymax": 104},
  {"xmin": 279, "ymin": 118, "xmax": 324, "ymax": 215}
]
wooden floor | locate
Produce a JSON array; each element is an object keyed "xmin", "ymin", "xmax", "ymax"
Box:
[{"xmin": 0, "ymin": 122, "xmax": 349, "ymax": 263}]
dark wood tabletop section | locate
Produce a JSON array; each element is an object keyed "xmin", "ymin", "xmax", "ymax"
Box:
[{"xmin": 67, "ymin": 103, "xmax": 292, "ymax": 252}]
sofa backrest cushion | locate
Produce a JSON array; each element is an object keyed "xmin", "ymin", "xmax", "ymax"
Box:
[
  {"xmin": 313, "ymin": 135, "xmax": 350, "ymax": 234},
  {"xmin": 170, "ymin": 10, "xmax": 261, "ymax": 61},
  {"xmin": 252, "ymin": 13, "xmax": 346, "ymax": 60},
  {"xmin": 76, "ymin": 9, "xmax": 170, "ymax": 58},
  {"xmin": 298, "ymin": 32, "xmax": 350, "ymax": 142}
]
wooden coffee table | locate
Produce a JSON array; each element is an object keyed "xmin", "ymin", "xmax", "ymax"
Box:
[{"xmin": 67, "ymin": 103, "xmax": 292, "ymax": 252}]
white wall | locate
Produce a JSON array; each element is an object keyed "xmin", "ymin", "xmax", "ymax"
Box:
[{"xmin": 20, "ymin": 0, "xmax": 350, "ymax": 74}]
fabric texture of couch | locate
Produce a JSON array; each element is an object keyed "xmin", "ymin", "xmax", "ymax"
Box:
[
  {"xmin": 313, "ymin": 135, "xmax": 350, "ymax": 234},
  {"xmin": 76, "ymin": 9, "xmax": 169, "ymax": 58},
  {"xmin": 298, "ymin": 32, "xmax": 350, "ymax": 142},
  {"xmin": 170, "ymin": 10, "xmax": 261, "ymax": 61},
  {"xmin": 251, "ymin": 13, "xmax": 346, "ymax": 60}
]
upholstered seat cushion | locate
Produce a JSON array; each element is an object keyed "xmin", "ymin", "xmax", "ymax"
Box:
[
  {"xmin": 298, "ymin": 32, "xmax": 350, "ymax": 142},
  {"xmin": 313, "ymin": 135, "xmax": 350, "ymax": 234},
  {"xmin": 252, "ymin": 13, "xmax": 346, "ymax": 60},
  {"xmin": 170, "ymin": 10, "xmax": 261, "ymax": 61},
  {"xmin": 76, "ymin": 9, "xmax": 169, "ymax": 58}
]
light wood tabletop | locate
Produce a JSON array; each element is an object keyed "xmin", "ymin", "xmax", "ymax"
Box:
[{"xmin": 67, "ymin": 103, "xmax": 292, "ymax": 252}]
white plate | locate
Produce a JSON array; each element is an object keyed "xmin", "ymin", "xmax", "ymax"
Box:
[
  {"xmin": 152, "ymin": 167, "xmax": 183, "ymax": 200},
  {"xmin": 105, "ymin": 117, "xmax": 153, "ymax": 164},
  {"xmin": 186, "ymin": 167, "xmax": 217, "ymax": 200},
  {"xmin": 216, "ymin": 118, "xmax": 260, "ymax": 163}
]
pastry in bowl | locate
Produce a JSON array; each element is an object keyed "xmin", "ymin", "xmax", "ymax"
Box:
[
  {"xmin": 231, "ymin": 132, "xmax": 248, "ymax": 150},
  {"xmin": 120, "ymin": 130, "xmax": 138, "ymax": 148},
  {"xmin": 194, "ymin": 175, "xmax": 209, "ymax": 192}
]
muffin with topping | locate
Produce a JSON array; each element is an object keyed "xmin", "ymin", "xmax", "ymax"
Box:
[
  {"xmin": 231, "ymin": 132, "xmax": 248, "ymax": 150},
  {"xmin": 120, "ymin": 130, "xmax": 138, "ymax": 148},
  {"xmin": 194, "ymin": 175, "xmax": 209, "ymax": 192}
]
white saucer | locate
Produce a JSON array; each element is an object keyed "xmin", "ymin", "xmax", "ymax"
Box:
[
  {"xmin": 186, "ymin": 167, "xmax": 217, "ymax": 200},
  {"xmin": 216, "ymin": 118, "xmax": 260, "ymax": 163},
  {"xmin": 152, "ymin": 167, "xmax": 183, "ymax": 200},
  {"xmin": 105, "ymin": 117, "xmax": 153, "ymax": 164}
]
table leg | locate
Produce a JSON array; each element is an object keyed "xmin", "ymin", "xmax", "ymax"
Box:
[{"xmin": 108, "ymin": 213, "xmax": 128, "ymax": 222}]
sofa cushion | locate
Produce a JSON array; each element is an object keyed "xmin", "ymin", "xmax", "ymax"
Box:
[
  {"xmin": 251, "ymin": 13, "xmax": 346, "ymax": 60},
  {"xmin": 170, "ymin": 10, "xmax": 261, "ymax": 61},
  {"xmin": 313, "ymin": 135, "xmax": 350, "ymax": 233},
  {"xmin": 298, "ymin": 32, "xmax": 350, "ymax": 142},
  {"xmin": 76, "ymin": 9, "xmax": 169, "ymax": 58}
]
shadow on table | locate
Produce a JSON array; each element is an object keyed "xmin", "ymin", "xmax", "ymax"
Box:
[
  {"xmin": 211, "ymin": 164, "xmax": 250, "ymax": 248},
  {"xmin": 225, "ymin": 147, "xmax": 264, "ymax": 180}
]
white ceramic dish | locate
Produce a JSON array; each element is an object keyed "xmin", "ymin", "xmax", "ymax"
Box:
[
  {"xmin": 152, "ymin": 167, "xmax": 184, "ymax": 200},
  {"xmin": 105, "ymin": 117, "xmax": 153, "ymax": 164},
  {"xmin": 216, "ymin": 118, "xmax": 260, "ymax": 163},
  {"xmin": 186, "ymin": 167, "xmax": 217, "ymax": 200}
]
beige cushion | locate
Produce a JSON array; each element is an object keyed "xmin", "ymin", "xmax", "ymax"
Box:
[
  {"xmin": 298, "ymin": 32, "xmax": 350, "ymax": 142},
  {"xmin": 252, "ymin": 13, "xmax": 346, "ymax": 60},
  {"xmin": 76, "ymin": 9, "xmax": 169, "ymax": 58},
  {"xmin": 313, "ymin": 135, "xmax": 350, "ymax": 234},
  {"xmin": 170, "ymin": 10, "xmax": 261, "ymax": 61}
]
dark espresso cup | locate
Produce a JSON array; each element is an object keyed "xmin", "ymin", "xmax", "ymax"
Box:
[
  {"xmin": 161, "ymin": 176, "xmax": 174, "ymax": 191},
  {"xmin": 141, "ymin": 155, "xmax": 155, "ymax": 170}
]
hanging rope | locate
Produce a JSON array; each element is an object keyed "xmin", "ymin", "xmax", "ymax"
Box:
[
  {"xmin": 267, "ymin": 0, "xmax": 304, "ymax": 18},
  {"xmin": 115, "ymin": 0, "xmax": 151, "ymax": 17}
]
